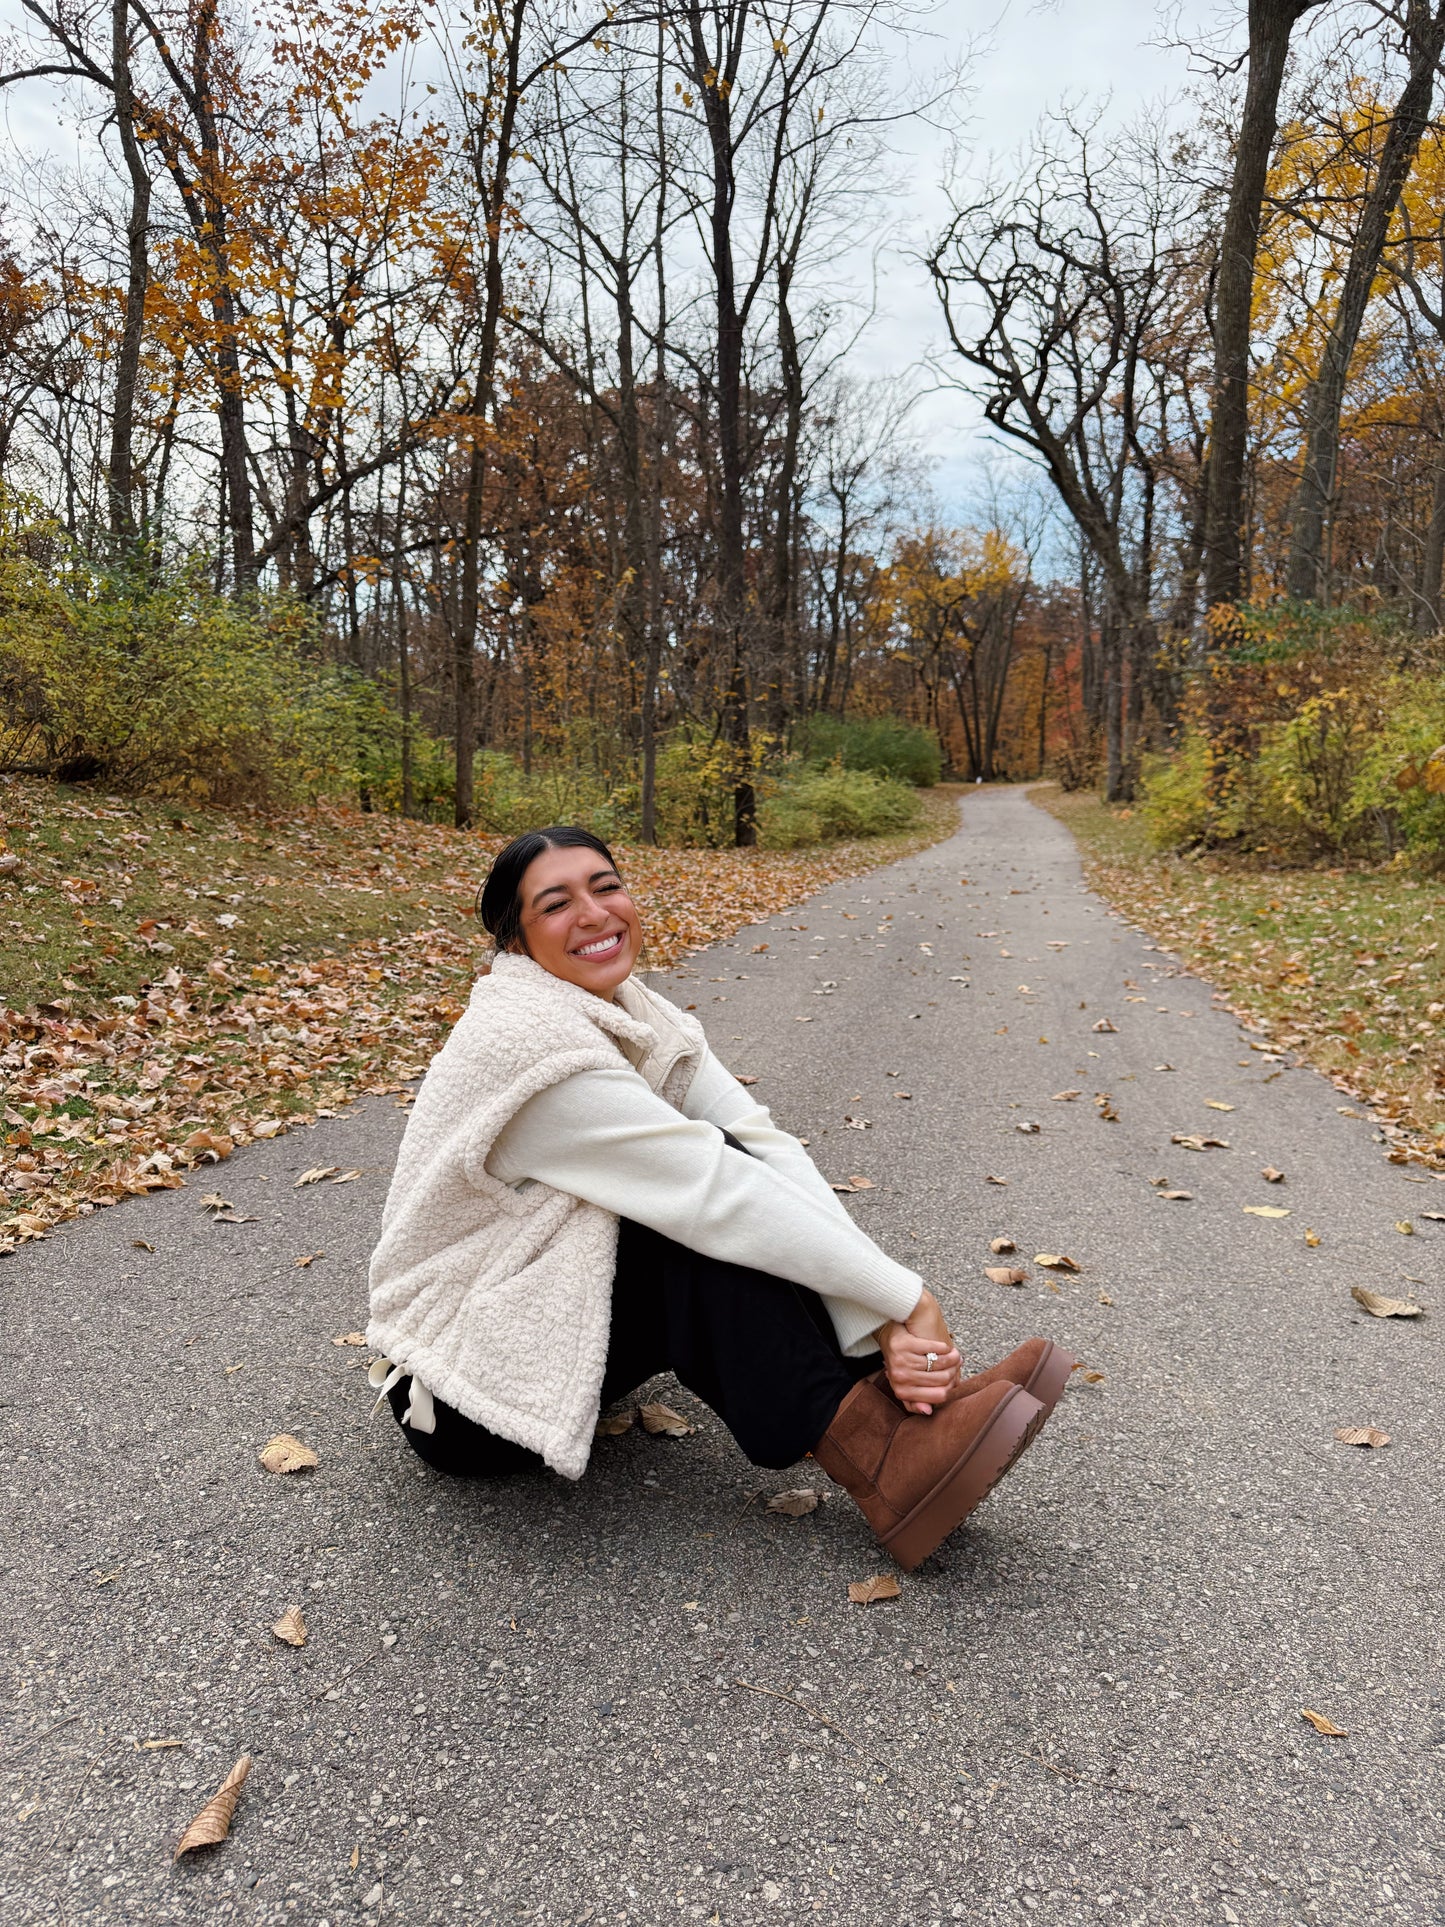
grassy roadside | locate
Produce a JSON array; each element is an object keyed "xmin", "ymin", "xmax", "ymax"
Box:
[
  {"xmin": 0, "ymin": 777, "xmax": 959, "ymax": 1250},
  {"xmin": 1034, "ymin": 783, "xmax": 1445, "ymax": 1171}
]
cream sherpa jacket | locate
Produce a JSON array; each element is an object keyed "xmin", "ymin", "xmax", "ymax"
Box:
[{"xmin": 367, "ymin": 950, "xmax": 921, "ymax": 1478}]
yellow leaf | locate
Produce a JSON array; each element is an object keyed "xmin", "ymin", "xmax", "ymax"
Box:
[
  {"xmin": 1304, "ymin": 1228, "xmax": 1321, "ymax": 1247},
  {"xmin": 1033, "ymin": 1252, "xmax": 1080, "ymax": 1271},
  {"xmin": 1205, "ymin": 1101, "xmax": 1235, "ymax": 1112}
]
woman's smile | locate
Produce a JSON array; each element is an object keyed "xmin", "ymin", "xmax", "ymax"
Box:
[{"xmin": 572, "ymin": 931, "xmax": 625, "ymax": 959}]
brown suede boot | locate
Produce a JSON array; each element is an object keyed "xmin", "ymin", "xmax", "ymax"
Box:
[
  {"xmin": 952, "ymin": 1337, "xmax": 1077, "ymax": 1418},
  {"xmin": 813, "ymin": 1375, "xmax": 1049, "ymax": 1572}
]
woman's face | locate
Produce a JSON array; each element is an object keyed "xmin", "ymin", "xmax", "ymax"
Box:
[{"xmin": 511, "ymin": 844, "xmax": 643, "ymax": 999}]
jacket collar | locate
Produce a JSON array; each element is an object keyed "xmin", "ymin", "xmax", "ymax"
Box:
[{"xmin": 481, "ymin": 949, "xmax": 660, "ymax": 1051}]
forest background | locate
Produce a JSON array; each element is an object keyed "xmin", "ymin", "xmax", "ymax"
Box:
[{"xmin": 3, "ymin": 0, "xmax": 1445, "ymax": 1248}]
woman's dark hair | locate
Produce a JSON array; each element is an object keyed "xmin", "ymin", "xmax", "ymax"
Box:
[{"xmin": 476, "ymin": 825, "xmax": 621, "ymax": 954}]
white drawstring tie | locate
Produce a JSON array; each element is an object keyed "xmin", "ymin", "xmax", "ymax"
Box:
[{"xmin": 367, "ymin": 1357, "xmax": 437, "ymax": 1434}]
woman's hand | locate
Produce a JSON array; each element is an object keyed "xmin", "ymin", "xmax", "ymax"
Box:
[{"xmin": 874, "ymin": 1290, "xmax": 964, "ymax": 1416}]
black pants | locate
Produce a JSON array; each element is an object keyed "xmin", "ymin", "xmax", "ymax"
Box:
[{"xmin": 387, "ymin": 1141, "xmax": 874, "ymax": 1476}]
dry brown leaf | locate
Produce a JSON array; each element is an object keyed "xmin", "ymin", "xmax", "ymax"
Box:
[
  {"xmin": 1243, "ymin": 1205, "xmax": 1291, "ymax": 1219},
  {"xmin": 639, "ymin": 1401, "xmax": 694, "ymax": 1438},
  {"xmin": 847, "ymin": 1174, "xmax": 875, "ymax": 1189},
  {"xmin": 271, "ymin": 1605, "xmax": 308, "ymax": 1646},
  {"xmin": 1395, "ymin": 1220, "xmax": 1415, "ymax": 1235},
  {"xmin": 293, "ymin": 1251, "xmax": 324, "ymax": 1268},
  {"xmin": 594, "ymin": 1410, "xmax": 635, "ymax": 1437},
  {"xmin": 1304, "ymin": 1228, "xmax": 1321, "ymax": 1247},
  {"xmin": 199, "ymin": 1193, "xmax": 233, "ymax": 1212},
  {"xmin": 250, "ymin": 1119, "xmax": 284, "ymax": 1140},
  {"xmin": 1205, "ymin": 1101, "xmax": 1235, "ymax": 1112},
  {"xmin": 847, "ymin": 1573, "xmax": 901, "ymax": 1604},
  {"xmin": 1097, "ymin": 1291, "xmax": 1114, "ymax": 1306},
  {"xmin": 1171, "ymin": 1134, "xmax": 1230, "ymax": 1151},
  {"xmin": 1051, "ymin": 1089, "xmax": 1081, "ymax": 1102},
  {"xmin": 1420, "ymin": 1211, "xmax": 1445, "ymax": 1222},
  {"xmin": 1262, "ymin": 1166, "xmax": 1286, "ymax": 1183},
  {"xmin": 1034, "ymin": 1252, "xmax": 1080, "ymax": 1272},
  {"xmin": 1159, "ymin": 1190, "xmax": 1193, "ymax": 1201},
  {"xmin": 258, "ymin": 1432, "xmax": 319, "ymax": 1474},
  {"xmin": 1351, "ymin": 1286, "xmax": 1423, "ymax": 1319},
  {"xmin": 1299, "ymin": 1708, "xmax": 1348, "ymax": 1737},
  {"xmin": 1332, "ymin": 1425, "xmax": 1391, "ymax": 1448},
  {"xmin": 985, "ymin": 1265, "xmax": 1028, "ymax": 1286},
  {"xmin": 989, "ymin": 1236, "xmax": 1016, "ymax": 1254},
  {"xmin": 294, "ymin": 1166, "xmax": 339, "ymax": 1187},
  {"xmin": 330, "ymin": 1169, "xmax": 362, "ymax": 1184},
  {"xmin": 985, "ymin": 1174, "xmax": 1008, "ymax": 1185},
  {"xmin": 332, "ymin": 1331, "xmax": 366, "ymax": 1346},
  {"xmin": 766, "ymin": 1488, "xmax": 823, "ymax": 1516},
  {"xmin": 181, "ymin": 1129, "xmax": 234, "ymax": 1163},
  {"xmin": 1014, "ymin": 1120, "xmax": 1041, "ymax": 1134},
  {"xmin": 132, "ymin": 1238, "xmax": 154, "ymax": 1251},
  {"xmin": 1079, "ymin": 1370, "xmax": 1106, "ymax": 1384},
  {"xmin": 1092, "ymin": 1017, "xmax": 1117, "ymax": 1033},
  {"xmin": 173, "ymin": 1754, "xmax": 252, "ymax": 1859}
]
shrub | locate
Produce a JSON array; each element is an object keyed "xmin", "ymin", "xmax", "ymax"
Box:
[
  {"xmin": 798, "ymin": 714, "xmax": 941, "ymax": 787},
  {"xmin": 759, "ymin": 763, "xmax": 923, "ymax": 848}
]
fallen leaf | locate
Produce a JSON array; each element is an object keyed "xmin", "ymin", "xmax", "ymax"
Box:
[
  {"xmin": 640, "ymin": 1401, "xmax": 695, "ymax": 1438},
  {"xmin": 1092, "ymin": 1018, "xmax": 1117, "ymax": 1033},
  {"xmin": 250, "ymin": 1119, "xmax": 284, "ymax": 1140},
  {"xmin": 1205, "ymin": 1101, "xmax": 1235, "ymax": 1112},
  {"xmin": 1243, "ymin": 1205, "xmax": 1291, "ymax": 1219},
  {"xmin": 1332, "ymin": 1426, "xmax": 1391, "ymax": 1448},
  {"xmin": 209, "ymin": 1209, "xmax": 258, "ymax": 1224},
  {"xmin": 989, "ymin": 1236, "xmax": 1016, "ymax": 1254},
  {"xmin": 132, "ymin": 1238, "xmax": 154, "ymax": 1251},
  {"xmin": 330, "ymin": 1169, "xmax": 362, "ymax": 1184},
  {"xmin": 1262, "ymin": 1167, "xmax": 1285, "ymax": 1183},
  {"xmin": 985, "ymin": 1265, "xmax": 1028, "ymax": 1286},
  {"xmin": 595, "ymin": 1410, "xmax": 635, "ymax": 1437},
  {"xmin": 181, "ymin": 1129, "xmax": 234, "ymax": 1162},
  {"xmin": 1304, "ymin": 1228, "xmax": 1321, "ymax": 1246},
  {"xmin": 199, "ymin": 1193, "xmax": 233, "ymax": 1212},
  {"xmin": 1014, "ymin": 1120, "xmax": 1041, "ymax": 1134},
  {"xmin": 1051, "ymin": 1089, "xmax": 1081, "ymax": 1102},
  {"xmin": 1351, "ymin": 1286, "xmax": 1423, "ymax": 1318},
  {"xmin": 1034, "ymin": 1253, "xmax": 1080, "ymax": 1271},
  {"xmin": 1299, "ymin": 1709, "xmax": 1347, "ymax": 1738},
  {"xmin": 332, "ymin": 1331, "xmax": 366, "ymax": 1346},
  {"xmin": 294, "ymin": 1166, "xmax": 340, "ymax": 1187},
  {"xmin": 1421, "ymin": 1211, "xmax": 1445, "ymax": 1222},
  {"xmin": 767, "ymin": 1488, "xmax": 823, "ymax": 1516},
  {"xmin": 1079, "ymin": 1370, "xmax": 1105, "ymax": 1384},
  {"xmin": 1097, "ymin": 1291, "xmax": 1114, "ymax": 1306},
  {"xmin": 847, "ymin": 1174, "xmax": 875, "ymax": 1189},
  {"xmin": 258, "ymin": 1432, "xmax": 319, "ymax": 1474},
  {"xmin": 736, "ymin": 1074, "xmax": 758, "ymax": 1085},
  {"xmin": 847, "ymin": 1573, "xmax": 901, "ymax": 1604},
  {"xmin": 1395, "ymin": 1220, "xmax": 1415, "ymax": 1235},
  {"xmin": 271, "ymin": 1606, "xmax": 308, "ymax": 1647},
  {"xmin": 1171, "ymin": 1134, "xmax": 1229, "ymax": 1151},
  {"xmin": 139, "ymin": 1738, "xmax": 183, "ymax": 1750},
  {"xmin": 1094, "ymin": 1095, "xmax": 1119, "ymax": 1122},
  {"xmin": 173, "ymin": 1754, "xmax": 253, "ymax": 1859},
  {"xmin": 1158, "ymin": 1190, "xmax": 1193, "ymax": 1201},
  {"xmin": 349, "ymin": 1845, "xmax": 360, "ymax": 1870},
  {"xmin": 293, "ymin": 1251, "xmax": 324, "ymax": 1268},
  {"xmin": 985, "ymin": 1174, "xmax": 1008, "ymax": 1185}
]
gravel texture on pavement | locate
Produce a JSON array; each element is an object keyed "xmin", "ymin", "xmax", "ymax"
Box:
[{"xmin": 3, "ymin": 786, "xmax": 1442, "ymax": 1927}]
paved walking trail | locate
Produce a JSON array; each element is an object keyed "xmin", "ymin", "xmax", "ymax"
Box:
[{"xmin": 4, "ymin": 787, "xmax": 1442, "ymax": 1927}]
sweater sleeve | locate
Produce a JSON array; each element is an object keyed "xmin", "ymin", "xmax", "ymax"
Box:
[
  {"xmin": 485, "ymin": 1064, "xmax": 921, "ymax": 1351},
  {"xmin": 680, "ymin": 1046, "xmax": 871, "ymax": 1221}
]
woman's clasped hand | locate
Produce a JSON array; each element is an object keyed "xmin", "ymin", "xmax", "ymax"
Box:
[{"xmin": 874, "ymin": 1288, "xmax": 965, "ymax": 1415}]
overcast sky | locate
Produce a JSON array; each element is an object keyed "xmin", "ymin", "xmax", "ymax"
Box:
[{"xmin": 0, "ymin": 0, "xmax": 1225, "ymax": 517}]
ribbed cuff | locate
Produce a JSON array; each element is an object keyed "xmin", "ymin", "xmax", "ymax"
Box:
[{"xmin": 823, "ymin": 1259, "xmax": 923, "ymax": 1357}]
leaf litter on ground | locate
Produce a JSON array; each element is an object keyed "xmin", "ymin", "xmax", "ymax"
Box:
[
  {"xmin": 639, "ymin": 1401, "xmax": 694, "ymax": 1438},
  {"xmin": 258, "ymin": 1432, "xmax": 319, "ymax": 1473},
  {"xmin": 173, "ymin": 1755, "xmax": 253, "ymax": 1859},
  {"xmin": 1351, "ymin": 1286, "xmax": 1424, "ymax": 1318},
  {"xmin": 847, "ymin": 1574, "xmax": 901, "ymax": 1604}
]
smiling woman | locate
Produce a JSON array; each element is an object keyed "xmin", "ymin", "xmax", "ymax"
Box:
[{"xmin": 367, "ymin": 824, "xmax": 1073, "ymax": 1572}]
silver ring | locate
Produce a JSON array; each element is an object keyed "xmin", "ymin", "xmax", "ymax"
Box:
[{"xmin": 925, "ymin": 1352, "xmax": 939, "ymax": 1372}]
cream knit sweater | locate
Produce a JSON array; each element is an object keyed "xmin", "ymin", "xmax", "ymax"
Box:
[{"xmin": 367, "ymin": 951, "xmax": 922, "ymax": 1477}]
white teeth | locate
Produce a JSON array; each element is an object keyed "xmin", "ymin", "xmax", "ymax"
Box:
[{"xmin": 576, "ymin": 933, "xmax": 622, "ymax": 958}]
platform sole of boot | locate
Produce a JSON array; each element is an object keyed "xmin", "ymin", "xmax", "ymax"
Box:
[
  {"xmin": 1022, "ymin": 1341, "xmax": 1078, "ymax": 1419},
  {"xmin": 882, "ymin": 1385, "xmax": 1049, "ymax": 1573}
]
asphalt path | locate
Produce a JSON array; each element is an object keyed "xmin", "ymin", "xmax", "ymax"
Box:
[{"xmin": 3, "ymin": 785, "xmax": 1442, "ymax": 1927}]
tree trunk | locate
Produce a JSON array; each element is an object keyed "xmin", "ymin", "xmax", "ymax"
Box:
[
  {"xmin": 107, "ymin": 0, "xmax": 150, "ymax": 549},
  {"xmin": 1286, "ymin": 0, "xmax": 1445, "ymax": 601},
  {"xmin": 1202, "ymin": 0, "xmax": 1320, "ymax": 612},
  {"xmin": 1419, "ymin": 443, "xmax": 1445, "ymax": 632}
]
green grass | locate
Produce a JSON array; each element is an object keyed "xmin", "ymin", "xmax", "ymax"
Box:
[{"xmin": 1035, "ymin": 784, "xmax": 1445, "ymax": 1167}]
